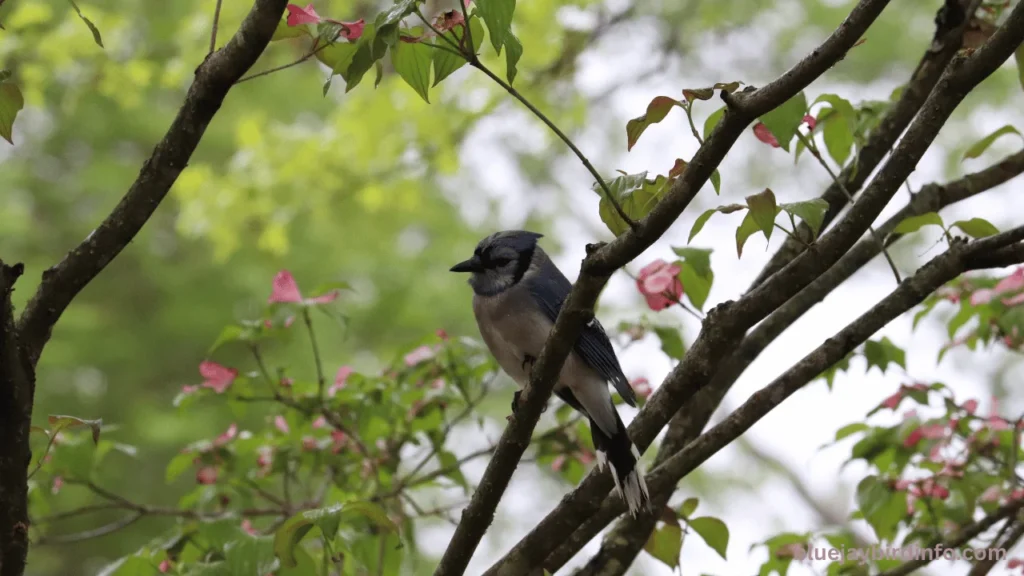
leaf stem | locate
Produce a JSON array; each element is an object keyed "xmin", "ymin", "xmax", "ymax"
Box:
[
  {"xmin": 301, "ymin": 308, "xmax": 327, "ymax": 400},
  {"xmin": 237, "ymin": 38, "xmax": 333, "ymax": 84},
  {"xmin": 796, "ymin": 130, "xmax": 902, "ymax": 283},
  {"xmin": 209, "ymin": 0, "xmax": 224, "ymax": 54},
  {"xmin": 468, "ymin": 59, "xmax": 636, "ymax": 229}
]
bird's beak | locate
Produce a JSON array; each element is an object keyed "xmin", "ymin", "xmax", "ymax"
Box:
[{"xmin": 450, "ymin": 256, "xmax": 483, "ymax": 273}]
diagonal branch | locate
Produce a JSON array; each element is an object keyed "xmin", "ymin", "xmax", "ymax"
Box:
[
  {"xmin": 878, "ymin": 502, "xmax": 1024, "ymax": 576},
  {"xmin": 15, "ymin": 0, "xmax": 291, "ymax": 368},
  {"xmin": 433, "ymin": 3, "xmax": 896, "ymax": 575},
  {"xmin": 541, "ymin": 148, "xmax": 1024, "ymax": 571},
  {"xmin": 553, "ymin": 229, "xmax": 1024, "ymax": 556},
  {"xmin": 751, "ymin": 0, "xmax": 980, "ymax": 288},
  {"xmin": 486, "ymin": 2, "xmax": 1024, "ymax": 570}
]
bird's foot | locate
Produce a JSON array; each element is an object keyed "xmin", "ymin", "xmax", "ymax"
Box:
[
  {"xmin": 521, "ymin": 354, "xmax": 536, "ymax": 374},
  {"xmin": 507, "ymin": 386, "xmax": 548, "ymax": 421}
]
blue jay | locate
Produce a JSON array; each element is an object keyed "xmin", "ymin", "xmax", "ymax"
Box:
[{"xmin": 450, "ymin": 230, "xmax": 651, "ymax": 516}]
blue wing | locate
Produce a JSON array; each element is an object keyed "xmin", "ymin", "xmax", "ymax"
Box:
[{"xmin": 526, "ymin": 260, "xmax": 637, "ymax": 407}]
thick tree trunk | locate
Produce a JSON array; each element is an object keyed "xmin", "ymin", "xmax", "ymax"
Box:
[{"xmin": 0, "ymin": 261, "xmax": 34, "ymax": 576}]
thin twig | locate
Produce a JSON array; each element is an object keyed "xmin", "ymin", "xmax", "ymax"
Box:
[
  {"xmin": 237, "ymin": 41, "xmax": 332, "ymax": 84},
  {"xmin": 209, "ymin": 0, "xmax": 224, "ymax": 54},
  {"xmin": 35, "ymin": 513, "xmax": 143, "ymax": 545},
  {"xmin": 795, "ymin": 130, "xmax": 902, "ymax": 283},
  {"xmin": 302, "ymin": 308, "xmax": 327, "ymax": 400},
  {"xmin": 469, "ymin": 59, "xmax": 635, "ymax": 230}
]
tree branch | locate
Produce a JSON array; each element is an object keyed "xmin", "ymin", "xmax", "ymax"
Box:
[
  {"xmin": 461, "ymin": 2, "xmax": 895, "ymax": 574},
  {"xmin": 966, "ymin": 519, "xmax": 1024, "ymax": 576},
  {"xmin": 555, "ymin": 230, "xmax": 1024, "ymax": 570},
  {"xmin": 15, "ymin": 0, "xmax": 291, "ymax": 367},
  {"xmin": 877, "ymin": 502, "xmax": 1024, "ymax": 576},
  {"xmin": 485, "ymin": 3, "xmax": 1024, "ymax": 566},
  {"xmin": 751, "ymin": 0, "xmax": 981, "ymax": 288},
  {"xmin": 0, "ymin": 261, "xmax": 32, "ymax": 576},
  {"xmin": 540, "ymin": 148, "xmax": 1024, "ymax": 570}
]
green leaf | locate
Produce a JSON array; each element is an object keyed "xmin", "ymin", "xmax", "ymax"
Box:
[
  {"xmin": 225, "ymin": 534, "xmax": 279, "ymax": 576},
  {"xmin": 672, "ymin": 247, "xmax": 714, "ymax": 310},
  {"xmin": 962, "ymin": 125, "xmax": 1023, "ymax": 160},
  {"xmin": 893, "ymin": 212, "xmax": 944, "ymax": 235},
  {"xmin": 1015, "ymin": 43, "xmax": 1024, "ymax": 92},
  {"xmin": 476, "ymin": 0, "xmax": 515, "ymax": 55},
  {"xmin": 814, "ymin": 94, "xmax": 855, "ymax": 166},
  {"xmin": 779, "ymin": 199, "xmax": 829, "ymax": 238},
  {"xmin": 319, "ymin": 41, "xmax": 359, "ymax": 74},
  {"xmin": 689, "ymin": 516, "xmax": 729, "ymax": 559},
  {"xmin": 48, "ymin": 414, "xmax": 102, "ymax": 444},
  {"xmin": 431, "ymin": 18, "xmax": 483, "ymax": 86},
  {"xmin": 952, "ymin": 217, "xmax": 999, "ymax": 239},
  {"xmin": 679, "ymin": 497, "xmax": 699, "ymax": 518},
  {"xmin": 688, "ymin": 203, "xmax": 746, "ymax": 243},
  {"xmin": 703, "ymin": 107, "xmax": 725, "ymax": 141},
  {"xmin": 68, "ymin": 0, "xmax": 104, "ymax": 48},
  {"xmin": 835, "ymin": 422, "xmax": 869, "ymax": 441},
  {"xmin": 709, "ymin": 169, "xmax": 721, "ymax": 194},
  {"xmin": 504, "ymin": 31, "xmax": 523, "ymax": 84},
  {"xmin": 273, "ymin": 502, "xmax": 397, "ymax": 568},
  {"xmin": 0, "ymin": 81, "xmax": 24, "ymax": 145},
  {"xmin": 652, "ymin": 326, "xmax": 685, "ymax": 360},
  {"xmin": 682, "ymin": 87, "xmax": 714, "ymax": 101},
  {"xmin": 272, "ymin": 17, "xmax": 309, "ymax": 41},
  {"xmin": 390, "ymin": 40, "xmax": 432, "ymax": 103},
  {"xmin": 745, "ymin": 189, "xmax": 778, "ymax": 241},
  {"xmin": 758, "ymin": 91, "xmax": 807, "ymax": 152},
  {"xmin": 595, "ymin": 172, "xmax": 672, "ymax": 236},
  {"xmin": 735, "ymin": 211, "xmax": 762, "ymax": 258},
  {"xmin": 643, "ymin": 524, "xmax": 683, "ymax": 568},
  {"xmin": 818, "ymin": 352, "xmax": 853, "ymax": 390},
  {"xmin": 863, "ymin": 337, "xmax": 906, "ymax": 375},
  {"xmin": 208, "ymin": 326, "xmax": 245, "ymax": 354},
  {"xmin": 626, "ymin": 96, "xmax": 680, "ymax": 151},
  {"xmin": 375, "ymin": 0, "xmax": 419, "ymax": 44}
]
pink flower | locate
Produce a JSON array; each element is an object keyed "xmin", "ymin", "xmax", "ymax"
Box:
[
  {"xmin": 51, "ymin": 476, "xmax": 63, "ymax": 495},
  {"xmin": 436, "ymin": 329, "xmax": 449, "ymax": 340},
  {"xmin": 158, "ymin": 560, "xmax": 172, "ymax": 573},
  {"xmin": 980, "ymin": 485, "xmax": 1002, "ymax": 502},
  {"xmin": 551, "ymin": 455, "xmax": 566, "ymax": 471},
  {"xmin": 971, "ymin": 268, "xmax": 1024, "ymax": 305},
  {"xmin": 431, "ymin": 378, "xmax": 445, "ymax": 390},
  {"xmin": 904, "ymin": 423, "xmax": 945, "ymax": 448},
  {"xmin": 274, "ymin": 415, "xmax": 290, "ymax": 434},
  {"xmin": 1011, "ymin": 488, "xmax": 1024, "ymax": 500},
  {"xmin": 1008, "ymin": 557, "xmax": 1024, "ymax": 569},
  {"xmin": 881, "ymin": 390, "xmax": 904, "ymax": 410},
  {"xmin": 332, "ymin": 19, "xmax": 365, "ymax": 40},
  {"xmin": 268, "ymin": 270, "xmax": 340, "ymax": 306},
  {"xmin": 893, "ymin": 479, "xmax": 913, "ymax": 491},
  {"xmin": 196, "ymin": 466, "xmax": 218, "ymax": 485},
  {"xmin": 200, "ymin": 361, "xmax": 238, "ymax": 394},
  {"xmin": 578, "ymin": 450, "xmax": 595, "ymax": 465},
  {"xmin": 963, "ymin": 399, "xmax": 978, "ymax": 414},
  {"xmin": 404, "ymin": 345, "xmax": 436, "ymax": 367},
  {"xmin": 301, "ymin": 436, "xmax": 318, "ymax": 451},
  {"xmin": 636, "ymin": 260, "xmax": 683, "ymax": 311},
  {"xmin": 312, "ymin": 416, "xmax": 327, "ymax": 429},
  {"xmin": 286, "ymin": 3, "xmax": 321, "ymax": 26},
  {"xmin": 256, "ymin": 446, "xmax": 273, "ymax": 470},
  {"xmin": 434, "ymin": 10, "xmax": 465, "ymax": 31},
  {"xmin": 214, "ymin": 423, "xmax": 238, "ymax": 447},
  {"xmin": 753, "ymin": 123, "xmax": 779, "ymax": 147},
  {"xmin": 329, "ymin": 366, "xmax": 353, "ymax": 396},
  {"xmin": 631, "ymin": 377, "xmax": 652, "ymax": 398},
  {"xmin": 241, "ymin": 518, "xmax": 259, "ymax": 535},
  {"xmin": 181, "ymin": 384, "xmax": 199, "ymax": 395},
  {"xmin": 753, "ymin": 116, "xmax": 816, "ymax": 148},
  {"xmin": 330, "ymin": 430, "xmax": 347, "ymax": 453}
]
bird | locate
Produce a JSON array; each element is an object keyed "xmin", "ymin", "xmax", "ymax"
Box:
[{"xmin": 449, "ymin": 230, "xmax": 651, "ymax": 516}]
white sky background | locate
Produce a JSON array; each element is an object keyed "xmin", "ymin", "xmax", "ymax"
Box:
[{"xmin": 424, "ymin": 2, "xmax": 1024, "ymax": 574}]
